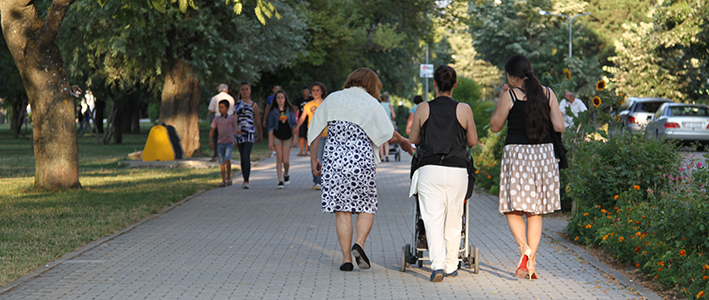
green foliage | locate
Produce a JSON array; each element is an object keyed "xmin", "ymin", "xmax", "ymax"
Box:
[
  {"xmin": 565, "ymin": 131, "xmax": 681, "ymax": 211},
  {"xmin": 148, "ymin": 102, "xmax": 160, "ymax": 123},
  {"xmin": 468, "ymin": 0, "xmax": 602, "ymax": 95},
  {"xmin": 567, "ymin": 158, "xmax": 709, "ymax": 298},
  {"xmin": 472, "ymin": 127, "xmax": 506, "ymax": 194},
  {"xmin": 452, "ymin": 77, "xmax": 482, "ymax": 105},
  {"xmin": 259, "ymin": 0, "xmax": 437, "ymax": 99},
  {"xmin": 60, "ymin": 0, "xmax": 306, "ymax": 94},
  {"xmin": 440, "ymin": 1, "xmax": 502, "ymax": 100},
  {"xmin": 604, "ymin": 1, "xmax": 709, "ymax": 101}
]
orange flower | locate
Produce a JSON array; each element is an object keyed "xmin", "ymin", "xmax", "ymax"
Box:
[
  {"xmin": 619, "ymin": 236, "xmax": 625, "ymax": 242},
  {"xmin": 698, "ymin": 291, "xmax": 705, "ymax": 298},
  {"xmin": 653, "ymin": 275, "xmax": 658, "ymax": 279},
  {"xmin": 585, "ymin": 224, "xmax": 592, "ymax": 229},
  {"xmin": 475, "ymin": 170, "xmax": 479, "ymax": 174},
  {"xmin": 596, "ymin": 80, "xmax": 606, "ymax": 91},
  {"xmin": 703, "ymin": 276, "xmax": 709, "ymax": 280},
  {"xmin": 635, "ymin": 232, "xmax": 642, "ymax": 236},
  {"xmin": 634, "ymin": 184, "xmax": 640, "ymax": 190},
  {"xmin": 592, "ymin": 96, "xmax": 602, "ymax": 108},
  {"xmin": 487, "ymin": 175, "xmax": 491, "ymax": 179},
  {"xmin": 583, "ymin": 212, "xmax": 590, "ymax": 216},
  {"xmin": 601, "ymin": 209, "xmax": 607, "ymax": 213},
  {"xmin": 679, "ymin": 250, "xmax": 686, "ymax": 257},
  {"xmin": 642, "ymin": 251, "xmax": 647, "ymax": 255},
  {"xmin": 602, "ymin": 233, "xmax": 609, "ymax": 240},
  {"xmin": 658, "ymin": 261, "xmax": 664, "ymax": 266},
  {"xmin": 636, "ymin": 263, "xmax": 640, "ymax": 268},
  {"xmin": 634, "ymin": 247, "xmax": 641, "ymax": 253},
  {"xmin": 574, "ymin": 236, "xmax": 579, "ymax": 241},
  {"xmin": 704, "ymin": 264, "xmax": 709, "ymax": 270},
  {"xmin": 658, "ymin": 267, "xmax": 663, "ymax": 272},
  {"xmin": 614, "ymin": 195, "xmax": 619, "ymax": 200}
]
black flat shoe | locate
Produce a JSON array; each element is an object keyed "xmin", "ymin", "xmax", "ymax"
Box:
[
  {"xmin": 339, "ymin": 262, "xmax": 354, "ymax": 271},
  {"xmin": 351, "ymin": 243, "xmax": 371, "ymax": 269}
]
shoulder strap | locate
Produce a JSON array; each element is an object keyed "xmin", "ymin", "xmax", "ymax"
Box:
[{"xmin": 508, "ymin": 90, "xmax": 517, "ymax": 103}]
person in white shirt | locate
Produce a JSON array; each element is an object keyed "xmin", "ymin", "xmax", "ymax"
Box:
[
  {"xmin": 558, "ymin": 90, "xmax": 587, "ymax": 129},
  {"xmin": 207, "ymin": 84, "xmax": 235, "ymax": 161}
]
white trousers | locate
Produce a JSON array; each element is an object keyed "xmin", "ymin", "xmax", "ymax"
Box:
[{"xmin": 415, "ymin": 165, "xmax": 467, "ymax": 273}]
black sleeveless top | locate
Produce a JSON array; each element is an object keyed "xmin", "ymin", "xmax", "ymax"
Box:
[
  {"xmin": 416, "ymin": 96, "xmax": 468, "ymax": 169},
  {"xmin": 505, "ymin": 88, "xmax": 553, "ymax": 145}
]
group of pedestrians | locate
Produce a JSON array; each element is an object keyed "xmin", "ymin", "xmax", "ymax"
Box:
[
  {"xmin": 207, "ymin": 81, "xmax": 330, "ymax": 190},
  {"xmin": 208, "ymin": 81, "xmax": 261, "ymax": 189},
  {"xmin": 208, "ymin": 55, "xmax": 564, "ymax": 284}
]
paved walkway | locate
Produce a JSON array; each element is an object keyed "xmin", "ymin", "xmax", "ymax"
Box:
[{"xmin": 2, "ymin": 151, "xmax": 656, "ymax": 299}]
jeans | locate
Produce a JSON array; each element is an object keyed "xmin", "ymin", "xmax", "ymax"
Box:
[
  {"xmin": 217, "ymin": 142, "xmax": 233, "ymax": 165},
  {"xmin": 237, "ymin": 142, "xmax": 253, "ymax": 182}
]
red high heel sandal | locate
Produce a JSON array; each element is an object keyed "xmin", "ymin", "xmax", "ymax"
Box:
[{"xmin": 516, "ymin": 245, "xmax": 531, "ymax": 278}]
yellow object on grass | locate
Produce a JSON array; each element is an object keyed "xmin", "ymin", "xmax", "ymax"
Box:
[{"xmin": 142, "ymin": 125, "xmax": 175, "ymax": 161}]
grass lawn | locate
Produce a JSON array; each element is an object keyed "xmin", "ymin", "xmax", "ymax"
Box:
[{"xmin": 0, "ymin": 121, "xmax": 270, "ymax": 286}]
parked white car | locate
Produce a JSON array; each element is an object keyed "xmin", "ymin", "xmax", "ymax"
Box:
[
  {"xmin": 647, "ymin": 103, "xmax": 709, "ymax": 150},
  {"xmin": 618, "ymin": 97, "xmax": 673, "ymax": 133}
]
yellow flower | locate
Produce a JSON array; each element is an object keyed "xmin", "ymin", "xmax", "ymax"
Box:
[
  {"xmin": 596, "ymin": 80, "xmax": 606, "ymax": 91},
  {"xmin": 564, "ymin": 68, "xmax": 571, "ymax": 80},
  {"xmin": 592, "ymin": 96, "xmax": 602, "ymax": 108}
]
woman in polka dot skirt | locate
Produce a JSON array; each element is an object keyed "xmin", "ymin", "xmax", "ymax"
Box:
[{"xmin": 490, "ymin": 55, "xmax": 565, "ymax": 280}]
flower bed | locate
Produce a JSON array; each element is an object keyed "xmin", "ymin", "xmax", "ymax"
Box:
[{"xmin": 566, "ymin": 132, "xmax": 709, "ymax": 299}]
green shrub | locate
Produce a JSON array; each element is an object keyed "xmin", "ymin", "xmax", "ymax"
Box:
[
  {"xmin": 473, "ymin": 127, "xmax": 506, "ymax": 194},
  {"xmin": 565, "ymin": 131, "xmax": 681, "ymax": 211},
  {"xmin": 148, "ymin": 101, "xmax": 160, "ymax": 122},
  {"xmin": 564, "ymin": 130, "xmax": 709, "ymax": 298}
]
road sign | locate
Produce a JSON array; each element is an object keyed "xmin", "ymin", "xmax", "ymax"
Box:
[{"xmin": 420, "ymin": 64, "xmax": 434, "ymax": 78}]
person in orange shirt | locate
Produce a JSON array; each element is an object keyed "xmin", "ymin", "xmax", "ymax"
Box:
[{"xmin": 295, "ymin": 82, "xmax": 327, "ymax": 190}]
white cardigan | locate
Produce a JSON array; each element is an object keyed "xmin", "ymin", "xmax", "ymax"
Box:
[{"xmin": 307, "ymin": 86, "xmax": 394, "ymax": 150}]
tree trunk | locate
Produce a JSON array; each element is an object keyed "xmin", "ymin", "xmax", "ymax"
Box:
[
  {"xmin": 0, "ymin": 0, "xmax": 81, "ymax": 189},
  {"xmin": 94, "ymin": 99, "xmax": 105, "ymax": 133},
  {"xmin": 131, "ymin": 105, "xmax": 141, "ymax": 134},
  {"xmin": 159, "ymin": 59, "xmax": 201, "ymax": 158}
]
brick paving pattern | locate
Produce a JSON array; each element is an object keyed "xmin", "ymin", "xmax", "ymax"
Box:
[{"xmin": 1, "ymin": 151, "xmax": 653, "ymax": 299}]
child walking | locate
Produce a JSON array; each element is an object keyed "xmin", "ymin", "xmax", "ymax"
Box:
[
  {"xmin": 210, "ymin": 100, "xmax": 241, "ymax": 187},
  {"xmin": 267, "ymin": 90, "xmax": 298, "ymax": 189}
]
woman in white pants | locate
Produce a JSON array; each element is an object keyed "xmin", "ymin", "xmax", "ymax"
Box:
[{"xmin": 409, "ymin": 65, "xmax": 478, "ymax": 282}]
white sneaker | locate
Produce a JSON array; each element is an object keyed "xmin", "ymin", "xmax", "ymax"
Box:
[
  {"xmin": 284, "ymin": 175, "xmax": 290, "ymax": 185},
  {"xmin": 271, "ymin": 151, "xmax": 277, "ymax": 157},
  {"xmin": 312, "ymin": 183, "xmax": 322, "ymax": 190},
  {"xmin": 278, "ymin": 182, "xmax": 284, "ymax": 189}
]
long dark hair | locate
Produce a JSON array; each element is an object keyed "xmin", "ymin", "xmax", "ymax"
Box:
[
  {"xmin": 505, "ymin": 55, "xmax": 549, "ymax": 144},
  {"xmin": 269, "ymin": 90, "xmax": 295, "ymax": 116}
]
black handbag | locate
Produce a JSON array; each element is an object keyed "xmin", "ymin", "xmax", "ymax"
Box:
[{"xmin": 549, "ymin": 122, "xmax": 568, "ymax": 169}]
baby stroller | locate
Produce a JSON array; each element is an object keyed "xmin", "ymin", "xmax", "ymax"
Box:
[{"xmin": 400, "ymin": 195, "xmax": 480, "ymax": 274}]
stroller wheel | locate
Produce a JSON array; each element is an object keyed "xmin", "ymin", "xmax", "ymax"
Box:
[
  {"xmin": 417, "ymin": 251, "xmax": 424, "ymax": 268},
  {"xmin": 401, "ymin": 244, "xmax": 411, "ymax": 272},
  {"xmin": 474, "ymin": 246, "xmax": 480, "ymax": 274}
]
